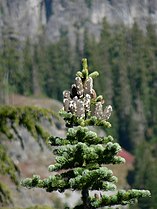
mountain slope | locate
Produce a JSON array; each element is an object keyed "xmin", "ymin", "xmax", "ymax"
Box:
[{"xmin": 1, "ymin": 0, "xmax": 157, "ymax": 43}]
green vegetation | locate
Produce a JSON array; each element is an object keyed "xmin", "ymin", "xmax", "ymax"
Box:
[
  {"xmin": 0, "ymin": 144, "xmax": 19, "ymax": 185},
  {"xmin": 0, "ymin": 181, "xmax": 13, "ymax": 206},
  {"xmin": 0, "ymin": 105, "xmax": 60, "ymax": 207},
  {"xmin": 0, "ymin": 142, "xmax": 19, "ymax": 206},
  {"xmin": 21, "ymin": 59, "xmax": 150, "ymax": 208},
  {"xmin": 85, "ymin": 0, "xmax": 93, "ymax": 8},
  {"xmin": 128, "ymin": 140, "xmax": 157, "ymax": 209},
  {"xmin": 2, "ymin": 206, "xmax": 54, "ymax": 209},
  {"xmin": 0, "ymin": 105, "xmax": 59, "ymax": 143},
  {"xmin": 1, "ymin": 21, "xmax": 157, "ymax": 151},
  {"xmin": 0, "ymin": 19, "xmax": 157, "ymax": 208}
]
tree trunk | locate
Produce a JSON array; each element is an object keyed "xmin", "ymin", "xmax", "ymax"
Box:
[{"xmin": 81, "ymin": 189, "xmax": 95, "ymax": 209}]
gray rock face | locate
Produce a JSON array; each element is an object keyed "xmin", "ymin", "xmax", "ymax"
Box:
[
  {"xmin": 0, "ymin": 0, "xmax": 46, "ymax": 41},
  {"xmin": 0, "ymin": 0, "xmax": 157, "ymax": 42},
  {"xmin": 1, "ymin": 117, "xmax": 66, "ymax": 208}
]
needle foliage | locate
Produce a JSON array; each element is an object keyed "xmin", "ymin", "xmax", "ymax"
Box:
[{"xmin": 21, "ymin": 59, "xmax": 150, "ymax": 208}]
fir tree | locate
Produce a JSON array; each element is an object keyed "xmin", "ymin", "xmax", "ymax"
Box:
[{"xmin": 21, "ymin": 58, "xmax": 150, "ymax": 208}]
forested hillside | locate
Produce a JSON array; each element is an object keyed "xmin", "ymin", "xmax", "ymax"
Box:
[
  {"xmin": 1, "ymin": 20, "xmax": 157, "ymax": 149},
  {"xmin": 0, "ymin": 20, "xmax": 157, "ymax": 208}
]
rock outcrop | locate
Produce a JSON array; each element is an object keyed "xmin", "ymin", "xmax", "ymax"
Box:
[{"xmin": 0, "ymin": 0, "xmax": 157, "ymax": 43}]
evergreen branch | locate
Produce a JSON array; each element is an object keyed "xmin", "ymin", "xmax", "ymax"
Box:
[
  {"xmin": 59, "ymin": 110, "xmax": 111, "ymax": 128},
  {"xmin": 21, "ymin": 174, "xmax": 69, "ymax": 192},
  {"xmin": 48, "ymin": 142, "xmax": 124, "ymax": 171},
  {"xmin": 21, "ymin": 167, "xmax": 117, "ymax": 192},
  {"xmin": 49, "ymin": 126, "xmax": 114, "ymax": 146},
  {"xmin": 69, "ymin": 167, "xmax": 117, "ymax": 190},
  {"xmin": 90, "ymin": 189, "xmax": 151, "ymax": 207}
]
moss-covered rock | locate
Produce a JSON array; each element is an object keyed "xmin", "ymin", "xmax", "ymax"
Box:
[
  {"xmin": 0, "ymin": 105, "xmax": 60, "ymax": 143},
  {"xmin": 0, "ymin": 182, "xmax": 13, "ymax": 207},
  {"xmin": 0, "ymin": 105, "xmax": 65, "ymax": 208}
]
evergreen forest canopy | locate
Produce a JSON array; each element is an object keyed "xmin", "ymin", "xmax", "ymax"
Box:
[
  {"xmin": 0, "ymin": 21, "xmax": 157, "ymax": 150},
  {"xmin": 0, "ymin": 19, "xmax": 157, "ymax": 208}
]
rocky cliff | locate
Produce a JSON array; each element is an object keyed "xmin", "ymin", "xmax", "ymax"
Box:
[
  {"xmin": 0, "ymin": 0, "xmax": 157, "ymax": 43},
  {"xmin": 0, "ymin": 96, "xmax": 66, "ymax": 208}
]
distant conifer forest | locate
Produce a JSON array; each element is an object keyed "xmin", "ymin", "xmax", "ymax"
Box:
[{"xmin": 0, "ymin": 20, "xmax": 157, "ymax": 208}]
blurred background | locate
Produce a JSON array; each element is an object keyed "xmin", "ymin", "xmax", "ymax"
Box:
[{"xmin": 0, "ymin": 0, "xmax": 157, "ymax": 208}]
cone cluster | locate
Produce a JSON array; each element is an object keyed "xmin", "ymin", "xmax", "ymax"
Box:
[{"xmin": 63, "ymin": 59, "xmax": 112, "ymax": 120}]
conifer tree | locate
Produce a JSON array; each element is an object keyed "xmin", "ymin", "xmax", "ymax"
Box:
[{"xmin": 21, "ymin": 58, "xmax": 150, "ymax": 209}]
